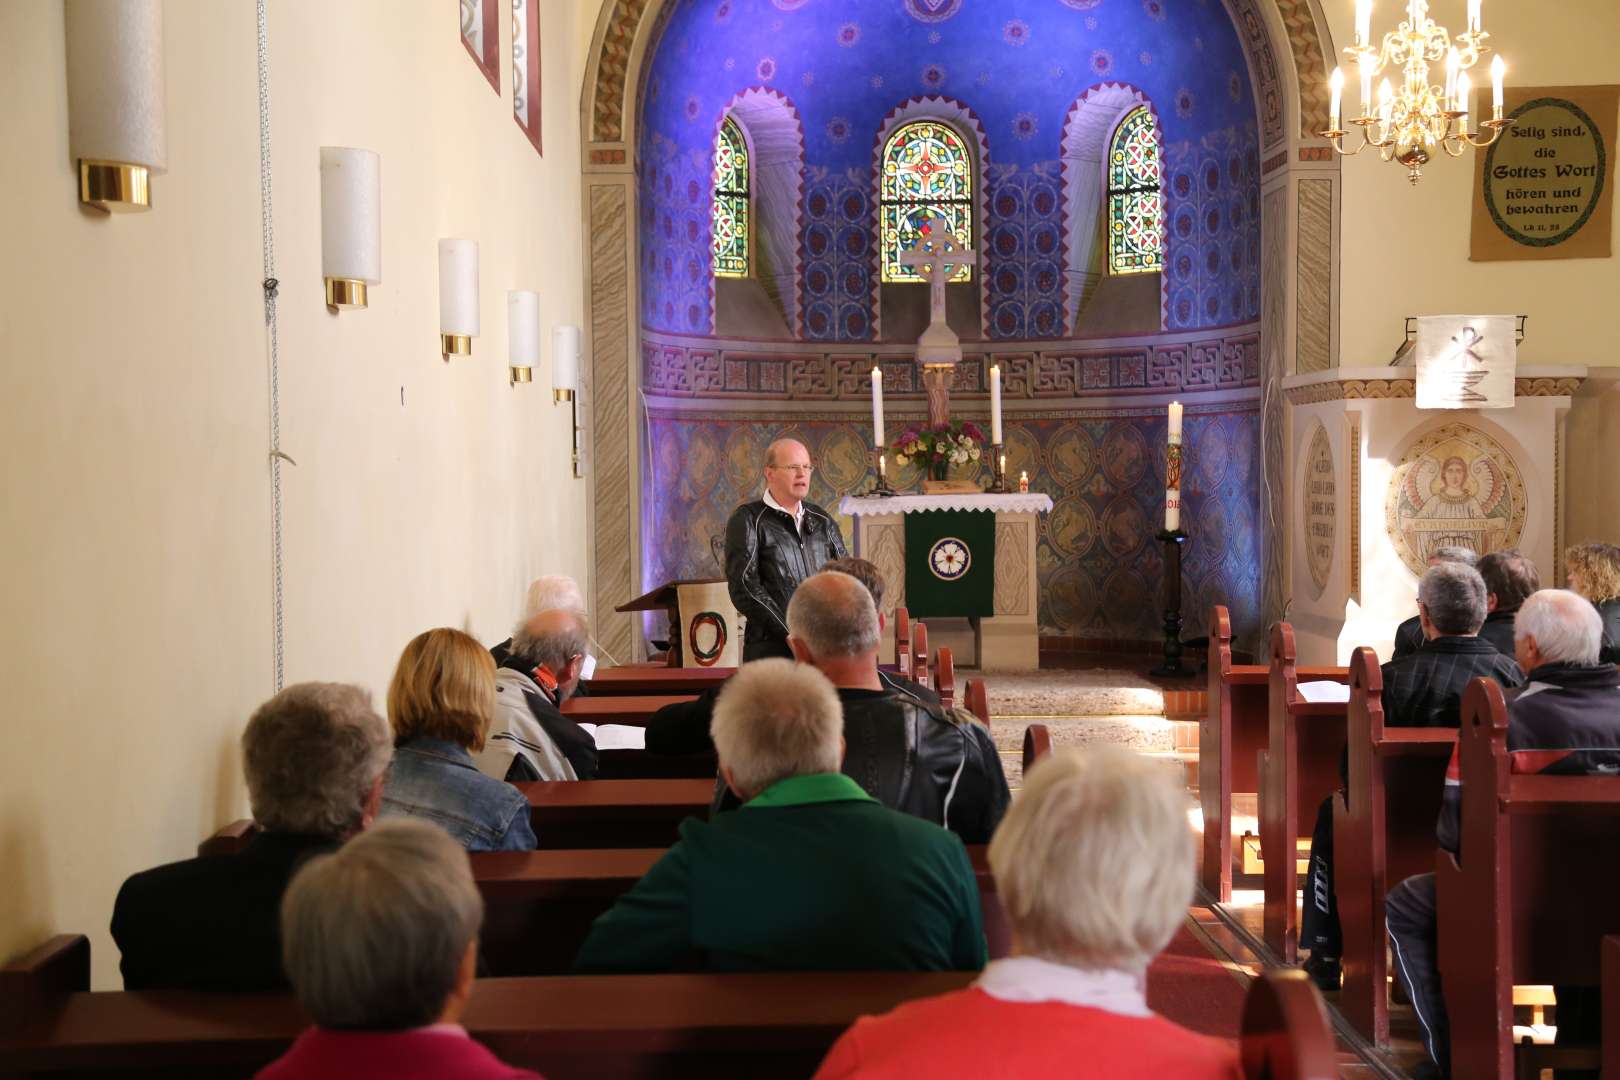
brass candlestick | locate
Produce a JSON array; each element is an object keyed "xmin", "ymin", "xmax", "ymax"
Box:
[{"xmin": 988, "ymin": 442, "xmax": 1008, "ymax": 493}]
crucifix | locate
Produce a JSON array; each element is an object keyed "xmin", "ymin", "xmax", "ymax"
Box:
[{"xmin": 898, "ymin": 214, "xmax": 977, "ymax": 428}]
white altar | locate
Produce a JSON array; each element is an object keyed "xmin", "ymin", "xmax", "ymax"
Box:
[{"xmin": 839, "ymin": 491, "xmax": 1054, "ymax": 671}]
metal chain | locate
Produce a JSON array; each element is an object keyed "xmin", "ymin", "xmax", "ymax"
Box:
[{"xmin": 256, "ymin": 0, "xmax": 285, "ymax": 691}]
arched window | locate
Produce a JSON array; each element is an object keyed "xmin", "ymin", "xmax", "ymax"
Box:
[
  {"xmin": 1107, "ymin": 107, "xmax": 1164, "ymax": 275},
  {"xmin": 712, "ymin": 117, "xmax": 750, "ymax": 278},
  {"xmin": 879, "ymin": 121, "xmax": 974, "ymax": 284}
]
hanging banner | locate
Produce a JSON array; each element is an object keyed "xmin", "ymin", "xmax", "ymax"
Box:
[
  {"xmin": 904, "ymin": 510, "xmax": 996, "ymax": 618},
  {"xmin": 1414, "ymin": 315, "xmax": 1516, "ymax": 410},
  {"xmin": 1471, "ymin": 85, "xmax": 1618, "ymax": 262}
]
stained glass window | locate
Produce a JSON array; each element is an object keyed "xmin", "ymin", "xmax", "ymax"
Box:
[
  {"xmin": 879, "ymin": 121, "xmax": 974, "ymax": 284},
  {"xmin": 1107, "ymin": 107, "xmax": 1164, "ymax": 275},
  {"xmin": 712, "ymin": 117, "xmax": 750, "ymax": 278}
]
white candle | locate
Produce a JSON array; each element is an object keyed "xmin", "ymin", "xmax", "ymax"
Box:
[
  {"xmin": 1378, "ymin": 78, "xmax": 1395, "ymax": 137},
  {"xmin": 871, "ymin": 366, "xmax": 885, "ymax": 447},
  {"xmin": 999, "ymin": 453, "xmax": 1007, "ymax": 475},
  {"xmin": 1166, "ymin": 492, "xmax": 1181, "ymax": 532},
  {"xmin": 879, "ymin": 455, "xmax": 887, "ymax": 480},
  {"xmin": 1359, "ymin": 57, "xmax": 1374, "ymax": 120},
  {"xmin": 1467, "ymin": 0, "xmax": 1481, "ymax": 33},
  {"xmin": 1167, "ymin": 401, "xmax": 1183, "ymax": 443},
  {"xmin": 1445, "ymin": 49, "xmax": 1459, "ymax": 109},
  {"xmin": 1166, "ymin": 401, "xmax": 1183, "ymax": 533},
  {"xmin": 1354, "ymin": 0, "xmax": 1371, "ymax": 46},
  {"xmin": 1456, "ymin": 71, "xmax": 1471, "ymax": 131},
  {"xmin": 1490, "ymin": 55, "xmax": 1505, "ymax": 115},
  {"xmin": 1329, "ymin": 68, "xmax": 1343, "ymax": 129},
  {"xmin": 1018, "ymin": 470, "xmax": 1029, "ymax": 493},
  {"xmin": 989, "ymin": 364, "xmax": 1003, "ymax": 444}
]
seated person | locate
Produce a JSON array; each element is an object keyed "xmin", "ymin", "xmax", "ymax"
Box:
[
  {"xmin": 1302, "ymin": 562, "xmax": 1523, "ymax": 989},
  {"xmin": 490, "ymin": 573, "xmax": 587, "ymax": 667},
  {"xmin": 812, "ymin": 746, "xmax": 1241, "ymax": 1080},
  {"xmin": 1386, "ymin": 589, "xmax": 1620, "ymax": 1078},
  {"xmin": 257, "ymin": 820, "xmax": 541, "ymax": 1080},
  {"xmin": 649, "ymin": 572, "xmax": 1008, "ymax": 843},
  {"xmin": 572, "ymin": 659, "xmax": 986, "ymax": 974},
  {"xmin": 476, "ymin": 608, "xmax": 596, "ymax": 781},
  {"xmin": 1566, "ymin": 541, "xmax": 1620, "ymax": 663},
  {"xmin": 1475, "ymin": 549, "xmax": 1539, "ymax": 657},
  {"xmin": 646, "ymin": 557, "xmax": 938, "ymax": 757},
  {"xmin": 380, "ymin": 628, "xmax": 536, "ymax": 852},
  {"xmin": 1392, "ymin": 546, "xmax": 1477, "ymax": 658},
  {"xmin": 111, "ymin": 682, "xmax": 393, "ymax": 991}
]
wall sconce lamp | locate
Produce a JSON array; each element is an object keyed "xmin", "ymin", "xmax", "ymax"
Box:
[
  {"xmin": 438, "ymin": 239, "xmax": 479, "ymax": 358},
  {"xmin": 65, "ymin": 0, "xmax": 167, "ymax": 212},
  {"xmin": 508, "ymin": 290, "xmax": 540, "ymax": 384},
  {"xmin": 552, "ymin": 325, "xmax": 581, "ymax": 405},
  {"xmin": 320, "ymin": 147, "xmax": 380, "ymax": 309}
]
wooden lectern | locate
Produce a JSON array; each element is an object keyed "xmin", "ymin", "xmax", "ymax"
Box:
[{"xmin": 617, "ymin": 579, "xmax": 741, "ymax": 668}]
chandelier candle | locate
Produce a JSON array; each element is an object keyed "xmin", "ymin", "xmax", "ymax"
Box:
[{"xmin": 1165, "ymin": 401, "xmax": 1184, "ymax": 532}]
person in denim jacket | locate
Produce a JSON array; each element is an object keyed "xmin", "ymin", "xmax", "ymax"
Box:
[{"xmin": 380, "ymin": 628, "xmax": 537, "ymax": 852}]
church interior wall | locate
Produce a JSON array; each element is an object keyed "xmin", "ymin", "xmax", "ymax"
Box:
[
  {"xmin": 1324, "ymin": 0, "xmax": 1620, "ymax": 368},
  {"xmin": 1566, "ymin": 372, "xmax": 1620, "ymax": 549},
  {"xmin": 0, "ymin": 0, "xmax": 590, "ymax": 986}
]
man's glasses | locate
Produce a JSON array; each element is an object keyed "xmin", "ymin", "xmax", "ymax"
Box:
[{"xmin": 769, "ymin": 464, "xmax": 815, "ymax": 475}]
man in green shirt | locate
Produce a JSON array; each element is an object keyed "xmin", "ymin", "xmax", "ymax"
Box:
[{"xmin": 571, "ymin": 659, "xmax": 987, "ymax": 974}]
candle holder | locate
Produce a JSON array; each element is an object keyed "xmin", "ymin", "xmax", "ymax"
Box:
[
  {"xmin": 865, "ymin": 449, "xmax": 897, "ymax": 497},
  {"xmin": 988, "ymin": 442, "xmax": 1008, "ymax": 493},
  {"xmin": 1149, "ymin": 529, "xmax": 1195, "ymax": 679}
]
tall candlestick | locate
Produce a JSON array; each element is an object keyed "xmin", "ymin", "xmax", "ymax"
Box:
[
  {"xmin": 1354, "ymin": 0, "xmax": 1371, "ymax": 47},
  {"xmin": 1165, "ymin": 401, "xmax": 1184, "ymax": 533},
  {"xmin": 1329, "ymin": 67, "xmax": 1343, "ymax": 130},
  {"xmin": 871, "ymin": 366, "xmax": 885, "ymax": 447},
  {"xmin": 1490, "ymin": 55, "xmax": 1505, "ymax": 117},
  {"xmin": 989, "ymin": 364, "xmax": 1003, "ymax": 445}
]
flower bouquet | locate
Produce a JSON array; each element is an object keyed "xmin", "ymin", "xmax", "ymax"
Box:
[{"xmin": 891, "ymin": 420, "xmax": 985, "ymax": 484}]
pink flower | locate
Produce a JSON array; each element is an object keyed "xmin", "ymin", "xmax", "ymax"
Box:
[{"xmin": 962, "ymin": 421, "xmax": 986, "ymax": 441}]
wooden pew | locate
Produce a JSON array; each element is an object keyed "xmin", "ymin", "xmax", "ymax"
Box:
[
  {"xmin": 0, "ymin": 937, "xmax": 1336, "ymax": 1079},
  {"xmin": 1259, "ymin": 622, "xmax": 1350, "ymax": 962},
  {"xmin": 1021, "ymin": 723, "xmax": 1052, "ymax": 775},
  {"xmin": 895, "ymin": 606, "xmax": 911, "ymax": 675},
  {"xmin": 1437, "ymin": 678, "xmax": 1620, "ymax": 1079},
  {"xmin": 1240, "ymin": 969, "xmax": 1339, "ymax": 1080},
  {"xmin": 935, "ymin": 646, "xmax": 955, "ymax": 708},
  {"xmin": 964, "ymin": 677, "xmax": 990, "ymax": 731},
  {"xmin": 1202, "ymin": 607, "xmax": 1346, "ymax": 904},
  {"xmin": 560, "ymin": 694, "xmax": 696, "ymax": 727},
  {"xmin": 595, "ymin": 747, "xmax": 717, "ymax": 780},
  {"xmin": 912, "ymin": 621, "xmax": 930, "ymax": 690},
  {"xmin": 582, "ymin": 664, "xmax": 734, "ymax": 695},
  {"xmin": 1604, "ymin": 936, "xmax": 1620, "ymax": 1079},
  {"xmin": 1333, "ymin": 647, "xmax": 1456, "ymax": 1046}
]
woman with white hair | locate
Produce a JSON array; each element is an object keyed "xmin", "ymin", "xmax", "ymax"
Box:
[
  {"xmin": 814, "ymin": 746, "xmax": 1240, "ymax": 1079},
  {"xmin": 256, "ymin": 820, "xmax": 540, "ymax": 1079}
]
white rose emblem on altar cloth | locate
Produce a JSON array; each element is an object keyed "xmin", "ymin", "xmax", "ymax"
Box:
[{"xmin": 929, "ymin": 537, "xmax": 972, "ymax": 581}]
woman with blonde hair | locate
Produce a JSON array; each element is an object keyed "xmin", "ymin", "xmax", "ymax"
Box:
[
  {"xmin": 814, "ymin": 746, "xmax": 1239, "ymax": 1079},
  {"xmin": 379, "ymin": 628, "xmax": 536, "ymax": 852},
  {"xmin": 1566, "ymin": 542, "xmax": 1620, "ymax": 663}
]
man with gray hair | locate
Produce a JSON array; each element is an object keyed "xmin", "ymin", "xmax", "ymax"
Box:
[
  {"xmin": 1393, "ymin": 546, "xmax": 1478, "ymax": 658},
  {"xmin": 490, "ymin": 572, "xmax": 588, "ymax": 667},
  {"xmin": 259, "ymin": 820, "xmax": 541, "ymax": 1078},
  {"xmin": 573, "ymin": 659, "xmax": 985, "ymax": 974},
  {"xmin": 1302, "ymin": 561, "xmax": 1523, "ymax": 992},
  {"xmin": 478, "ymin": 607, "xmax": 597, "ymax": 782},
  {"xmin": 1386, "ymin": 589, "xmax": 1620, "ymax": 1077},
  {"xmin": 111, "ymin": 682, "xmax": 393, "ymax": 991}
]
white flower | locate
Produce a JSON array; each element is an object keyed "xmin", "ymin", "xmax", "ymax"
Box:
[{"xmin": 895, "ymin": 453, "xmax": 909, "ymax": 466}]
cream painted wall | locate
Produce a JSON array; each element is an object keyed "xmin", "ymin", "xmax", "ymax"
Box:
[
  {"xmin": 1324, "ymin": 0, "xmax": 1620, "ymax": 366},
  {"xmin": 0, "ymin": 0, "xmax": 591, "ymax": 987}
]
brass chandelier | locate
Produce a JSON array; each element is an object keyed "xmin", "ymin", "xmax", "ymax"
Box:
[{"xmin": 1321, "ymin": 0, "xmax": 1513, "ymax": 183}]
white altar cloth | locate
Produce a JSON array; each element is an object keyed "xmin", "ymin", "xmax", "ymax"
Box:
[{"xmin": 839, "ymin": 492, "xmax": 1054, "ymax": 517}]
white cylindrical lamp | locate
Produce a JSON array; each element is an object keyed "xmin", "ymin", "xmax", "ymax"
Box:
[
  {"xmin": 438, "ymin": 239, "xmax": 479, "ymax": 356},
  {"xmin": 509, "ymin": 291, "xmax": 540, "ymax": 384},
  {"xmin": 65, "ymin": 0, "xmax": 168, "ymax": 212},
  {"xmin": 553, "ymin": 325, "xmax": 581, "ymax": 403},
  {"xmin": 320, "ymin": 147, "xmax": 381, "ymax": 308}
]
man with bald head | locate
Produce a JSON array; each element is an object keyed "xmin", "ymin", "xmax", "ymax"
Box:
[
  {"xmin": 724, "ymin": 437, "xmax": 848, "ymax": 661},
  {"xmin": 475, "ymin": 607, "xmax": 597, "ymax": 781}
]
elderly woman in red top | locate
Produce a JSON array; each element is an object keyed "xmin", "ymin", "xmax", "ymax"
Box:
[{"xmin": 814, "ymin": 745, "xmax": 1241, "ymax": 1080}]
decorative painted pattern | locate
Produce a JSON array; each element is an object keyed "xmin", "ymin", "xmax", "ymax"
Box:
[
  {"xmin": 1295, "ymin": 178, "xmax": 1333, "ymax": 372},
  {"xmin": 1273, "ymin": 0, "xmax": 1331, "ymax": 138},
  {"xmin": 1385, "ymin": 421, "xmax": 1528, "ymax": 575},
  {"xmin": 640, "ymin": 328, "xmax": 1260, "ymax": 399},
  {"xmin": 1302, "ymin": 421, "xmax": 1335, "ymax": 595}
]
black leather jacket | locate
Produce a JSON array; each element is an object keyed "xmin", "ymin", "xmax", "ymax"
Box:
[
  {"xmin": 724, "ymin": 497, "xmax": 847, "ymax": 649},
  {"xmin": 703, "ymin": 686, "xmax": 1010, "ymax": 845}
]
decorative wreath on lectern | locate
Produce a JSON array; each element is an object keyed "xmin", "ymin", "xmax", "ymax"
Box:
[{"xmin": 688, "ymin": 611, "xmax": 728, "ymax": 666}]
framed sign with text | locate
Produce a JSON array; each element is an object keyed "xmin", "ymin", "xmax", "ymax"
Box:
[{"xmin": 1471, "ymin": 85, "xmax": 1618, "ymax": 261}]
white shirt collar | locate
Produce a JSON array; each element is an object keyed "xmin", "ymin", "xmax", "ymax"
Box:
[
  {"xmin": 974, "ymin": 956, "xmax": 1152, "ymax": 1018},
  {"xmin": 763, "ymin": 488, "xmax": 805, "ymax": 532}
]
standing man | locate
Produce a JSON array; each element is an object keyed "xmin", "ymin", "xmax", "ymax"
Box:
[{"xmin": 724, "ymin": 438, "xmax": 847, "ymax": 661}]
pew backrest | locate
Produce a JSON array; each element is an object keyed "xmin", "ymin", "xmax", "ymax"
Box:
[
  {"xmin": 964, "ymin": 678, "xmax": 990, "ymax": 731},
  {"xmin": 935, "ymin": 646, "xmax": 955, "ymax": 707},
  {"xmin": 895, "ymin": 607, "xmax": 911, "ymax": 674},
  {"xmin": 1239, "ymin": 969, "xmax": 1338, "ymax": 1080},
  {"xmin": 912, "ymin": 622, "xmax": 930, "ymax": 689},
  {"xmin": 1021, "ymin": 724, "xmax": 1052, "ymax": 776}
]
